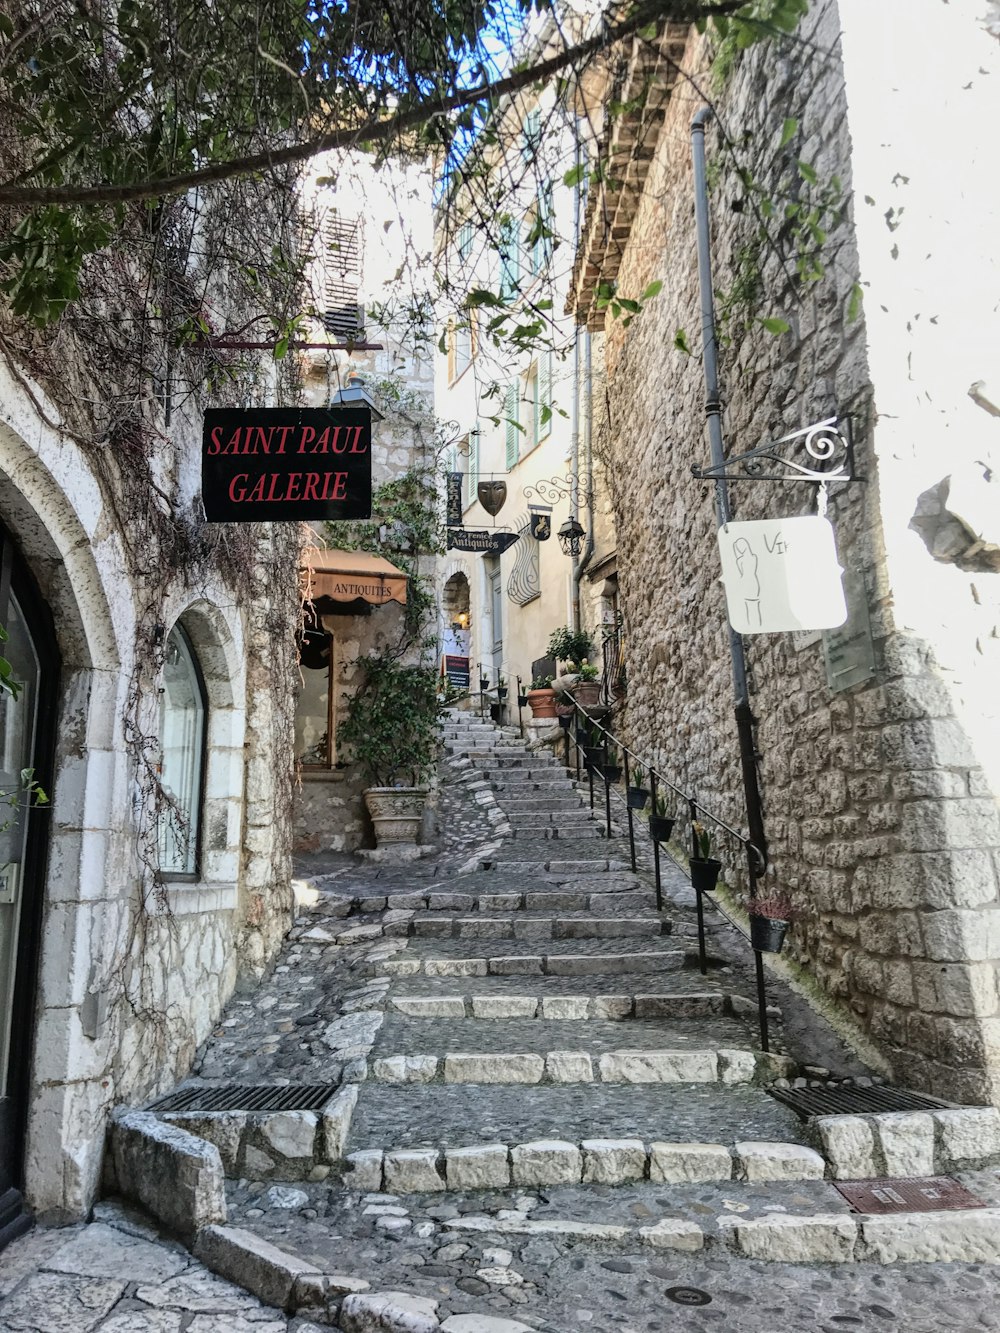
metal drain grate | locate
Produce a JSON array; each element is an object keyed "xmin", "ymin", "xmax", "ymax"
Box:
[
  {"xmin": 767, "ymin": 1082, "xmax": 955, "ymax": 1121},
  {"xmin": 147, "ymin": 1083, "xmax": 338, "ymax": 1114},
  {"xmin": 834, "ymin": 1176, "xmax": 985, "ymax": 1215}
]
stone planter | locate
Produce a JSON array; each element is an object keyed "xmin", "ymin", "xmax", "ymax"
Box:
[
  {"xmin": 750, "ymin": 914, "xmax": 788, "ymax": 953},
  {"xmin": 649, "ymin": 815, "xmax": 675, "ymax": 843},
  {"xmin": 363, "ymin": 787, "xmax": 427, "ymax": 845},
  {"xmin": 689, "ymin": 857, "xmax": 722, "ymax": 893},
  {"xmin": 527, "ymin": 688, "xmax": 557, "ymax": 719},
  {"xmin": 627, "ymin": 786, "xmax": 649, "ymax": 810},
  {"xmin": 570, "ymin": 679, "xmax": 602, "ymax": 710}
]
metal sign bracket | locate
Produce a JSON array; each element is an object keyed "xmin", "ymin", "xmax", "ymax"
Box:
[{"xmin": 692, "ymin": 414, "xmax": 860, "ymax": 485}]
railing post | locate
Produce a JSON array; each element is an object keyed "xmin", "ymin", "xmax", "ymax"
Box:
[
  {"xmin": 623, "ymin": 750, "xmax": 636, "ymax": 871},
  {"xmin": 689, "ymin": 797, "xmax": 708, "ymax": 976},
  {"xmin": 603, "ymin": 761, "xmax": 612, "ymax": 840},
  {"xmin": 650, "ymin": 769, "xmax": 662, "ymax": 911},
  {"xmin": 748, "ymin": 843, "xmax": 770, "ymax": 1052}
]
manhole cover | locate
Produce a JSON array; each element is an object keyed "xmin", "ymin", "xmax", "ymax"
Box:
[
  {"xmin": 767, "ymin": 1083, "xmax": 954, "ymax": 1121},
  {"xmin": 147, "ymin": 1083, "xmax": 338, "ymax": 1113},
  {"xmin": 665, "ymin": 1287, "xmax": 712, "ymax": 1306},
  {"xmin": 834, "ymin": 1176, "xmax": 985, "ymax": 1214}
]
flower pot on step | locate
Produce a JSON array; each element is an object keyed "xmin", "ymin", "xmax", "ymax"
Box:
[
  {"xmin": 363, "ymin": 787, "xmax": 427, "ymax": 846},
  {"xmin": 689, "ymin": 857, "xmax": 722, "ymax": 893},
  {"xmin": 750, "ymin": 914, "xmax": 788, "ymax": 953},
  {"xmin": 517, "ymin": 693, "xmax": 529, "ymax": 708},
  {"xmin": 570, "ymin": 680, "xmax": 602, "ymax": 710},
  {"xmin": 527, "ymin": 688, "xmax": 557, "ymax": 719},
  {"xmin": 627, "ymin": 786, "xmax": 649, "ymax": 810},
  {"xmin": 649, "ymin": 815, "xmax": 675, "ymax": 843}
]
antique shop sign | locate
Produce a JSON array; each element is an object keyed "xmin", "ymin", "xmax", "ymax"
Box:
[
  {"xmin": 202, "ymin": 407, "xmax": 372, "ymax": 521},
  {"xmin": 717, "ymin": 516, "xmax": 847, "ymax": 634},
  {"xmin": 446, "ymin": 471, "xmax": 464, "ymax": 527},
  {"xmin": 447, "ymin": 529, "xmax": 520, "ymax": 555}
]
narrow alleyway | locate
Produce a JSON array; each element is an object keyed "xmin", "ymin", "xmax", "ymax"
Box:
[{"xmin": 5, "ymin": 710, "xmax": 1000, "ymax": 1332}]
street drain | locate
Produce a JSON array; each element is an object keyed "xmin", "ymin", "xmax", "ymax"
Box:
[
  {"xmin": 834, "ymin": 1176, "xmax": 985, "ymax": 1214},
  {"xmin": 665, "ymin": 1287, "xmax": 711, "ymax": 1306},
  {"xmin": 767, "ymin": 1082, "xmax": 954, "ymax": 1121},
  {"xmin": 147, "ymin": 1083, "xmax": 338, "ymax": 1113}
]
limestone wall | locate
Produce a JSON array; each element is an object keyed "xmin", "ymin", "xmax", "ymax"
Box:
[{"xmin": 589, "ymin": 4, "xmax": 1000, "ymax": 1101}]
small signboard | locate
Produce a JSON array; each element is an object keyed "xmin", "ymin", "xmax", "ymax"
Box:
[
  {"xmin": 446, "ymin": 472, "xmax": 464, "ymax": 527},
  {"xmin": 447, "ymin": 529, "xmax": 520, "ymax": 555},
  {"xmin": 444, "ymin": 655, "xmax": 471, "ymax": 689},
  {"xmin": 717, "ymin": 516, "xmax": 847, "ymax": 634},
  {"xmin": 202, "ymin": 407, "xmax": 372, "ymax": 522},
  {"xmin": 822, "ymin": 567, "xmax": 876, "ymax": 693}
]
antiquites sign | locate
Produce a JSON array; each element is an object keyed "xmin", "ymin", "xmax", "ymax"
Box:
[
  {"xmin": 202, "ymin": 407, "xmax": 372, "ymax": 522},
  {"xmin": 446, "ymin": 529, "xmax": 520, "ymax": 555}
]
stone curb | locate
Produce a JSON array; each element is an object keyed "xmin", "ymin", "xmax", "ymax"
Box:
[
  {"xmin": 344, "ymin": 1137, "xmax": 825, "ymax": 1193},
  {"xmin": 388, "ymin": 991, "xmax": 748, "ymax": 1020},
  {"xmin": 370, "ymin": 949, "xmax": 687, "ymax": 978},
  {"xmin": 817, "ymin": 1105, "xmax": 1000, "ymax": 1178},
  {"xmin": 368, "ymin": 1047, "xmax": 794, "ymax": 1086},
  {"xmin": 405, "ymin": 915, "xmax": 669, "ymax": 941}
]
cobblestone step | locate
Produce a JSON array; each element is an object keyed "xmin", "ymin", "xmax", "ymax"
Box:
[
  {"xmin": 491, "ymin": 822, "xmax": 602, "ymax": 839},
  {"xmin": 371, "ymin": 948, "xmax": 690, "ymax": 979},
  {"xmin": 406, "ymin": 915, "xmax": 669, "ymax": 941},
  {"xmin": 386, "ymin": 987, "xmax": 745, "ymax": 1013},
  {"xmin": 483, "ymin": 856, "xmax": 630, "ymax": 873},
  {"xmin": 374, "ymin": 1009, "xmax": 758, "ymax": 1048},
  {"xmin": 491, "ymin": 797, "xmax": 588, "ymax": 812},
  {"xmin": 505, "ymin": 810, "xmax": 596, "ymax": 826}
]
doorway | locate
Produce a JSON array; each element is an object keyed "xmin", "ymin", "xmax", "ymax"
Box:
[
  {"xmin": 486, "ymin": 557, "xmax": 503, "ymax": 684},
  {"xmin": 0, "ymin": 527, "xmax": 58, "ymax": 1248}
]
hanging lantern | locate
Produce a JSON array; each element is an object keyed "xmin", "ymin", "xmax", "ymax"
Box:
[{"xmin": 557, "ymin": 516, "xmax": 585, "ymax": 557}]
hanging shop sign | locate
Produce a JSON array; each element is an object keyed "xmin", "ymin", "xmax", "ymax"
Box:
[
  {"xmin": 447, "ymin": 529, "xmax": 520, "ymax": 555},
  {"xmin": 446, "ymin": 471, "xmax": 464, "ymax": 527},
  {"xmin": 477, "ymin": 480, "xmax": 508, "ymax": 517},
  {"xmin": 202, "ymin": 407, "xmax": 372, "ymax": 522},
  {"xmin": 444, "ymin": 654, "xmax": 471, "ymax": 688},
  {"xmin": 717, "ymin": 515, "xmax": 847, "ymax": 634},
  {"xmin": 529, "ymin": 508, "xmax": 552, "ymax": 541}
]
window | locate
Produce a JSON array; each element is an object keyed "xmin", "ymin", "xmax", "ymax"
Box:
[
  {"xmin": 458, "ymin": 220, "xmax": 474, "ymax": 261},
  {"xmin": 448, "ymin": 318, "xmax": 473, "ymax": 382},
  {"xmin": 533, "ymin": 350, "xmax": 552, "ymax": 447},
  {"xmin": 295, "ymin": 618, "xmax": 334, "ymax": 768},
  {"xmin": 158, "ymin": 625, "xmax": 207, "ymax": 876},
  {"xmin": 529, "ymin": 181, "xmax": 554, "ymax": 276},
  {"xmin": 504, "ymin": 383, "xmax": 520, "ymax": 469},
  {"xmin": 468, "ymin": 423, "xmax": 480, "ymax": 504},
  {"xmin": 322, "ymin": 209, "xmax": 364, "ymax": 338},
  {"xmin": 521, "ymin": 108, "xmax": 541, "ymax": 163}
]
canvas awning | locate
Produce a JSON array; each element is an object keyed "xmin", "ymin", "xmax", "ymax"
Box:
[{"xmin": 301, "ymin": 547, "xmax": 408, "ymax": 606}]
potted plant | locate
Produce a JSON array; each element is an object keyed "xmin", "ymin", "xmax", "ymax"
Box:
[
  {"xmin": 572, "ymin": 661, "xmax": 602, "ymax": 710},
  {"xmin": 649, "ymin": 789, "xmax": 674, "ymax": 843},
  {"xmin": 600, "ymin": 742, "xmax": 622, "ymax": 785},
  {"xmin": 747, "ymin": 894, "xmax": 795, "ymax": 953},
  {"xmin": 548, "ymin": 626, "xmax": 595, "ymax": 672},
  {"xmin": 689, "ymin": 820, "xmax": 723, "ymax": 893},
  {"xmin": 627, "ymin": 762, "xmax": 649, "ymax": 810},
  {"xmin": 338, "ymin": 654, "xmax": 442, "ymax": 846},
  {"xmin": 496, "ymin": 676, "xmax": 508, "ymax": 701},
  {"xmin": 526, "ymin": 674, "xmax": 557, "ymax": 718}
]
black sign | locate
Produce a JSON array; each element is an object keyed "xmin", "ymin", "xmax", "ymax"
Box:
[
  {"xmin": 444, "ymin": 654, "xmax": 470, "ymax": 688},
  {"xmin": 530, "ymin": 509, "xmax": 552, "ymax": 541},
  {"xmin": 446, "ymin": 472, "xmax": 464, "ymax": 527},
  {"xmin": 447, "ymin": 529, "xmax": 520, "ymax": 555},
  {"xmin": 202, "ymin": 407, "xmax": 372, "ymax": 522}
]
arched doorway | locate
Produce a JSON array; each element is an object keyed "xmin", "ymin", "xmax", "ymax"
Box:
[
  {"xmin": 0, "ymin": 525, "xmax": 59, "ymax": 1247},
  {"xmin": 442, "ymin": 571, "xmax": 471, "ymax": 690}
]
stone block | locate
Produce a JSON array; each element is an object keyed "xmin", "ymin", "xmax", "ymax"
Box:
[
  {"xmin": 194, "ymin": 1224, "xmax": 320, "ymax": 1311},
  {"xmin": 470, "ymin": 996, "xmax": 538, "ymax": 1018},
  {"xmin": 443, "ymin": 1053, "xmax": 544, "ymax": 1084},
  {"xmin": 872, "ymin": 1112, "xmax": 935, "ymax": 1177},
  {"xmin": 488, "ymin": 956, "xmax": 543, "ymax": 975},
  {"xmin": 545, "ymin": 1051, "xmax": 594, "ymax": 1082},
  {"xmin": 440, "ymin": 1317, "xmax": 534, "ymax": 1333},
  {"xmin": 540, "ymin": 997, "xmax": 590, "ymax": 1020},
  {"xmin": 340, "ymin": 1290, "xmax": 440, "ymax": 1332},
  {"xmin": 384, "ymin": 1150, "xmax": 445, "ymax": 1193},
  {"xmin": 598, "ymin": 1050, "xmax": 717, "ymax": 1083},
  {"xmin": 717, "ymin": 1049, "xmax": 756, "ymax": 1083},
  {"xmin": 372, "ymin": 1055, "xmax": 439, "ymax": 1083},
  {"xmin": 321, "ymin": 1085, "xmax": 359, "ymax": 1162},
  {"xmin": 649, "ymin": 1142, "xmax": 732, "ymax": 1184},
  {"xmin": 934, "ymin": 1107, "xmax": 1000, "ymax": 1167},
  {"xmin": 445, "ymin": 1143, "xmax": 511, "ymax": 1190},
  {"xmin": 425, "ymin": 958, "xmax": 488, "ymax": 977},
  {"xmin": 860, "ymin": 1209, "xmax": 1000, "ymax": 1264},
  {"xmin": 510, "ymin": 1140, "xmax": 583, "ymax": 1187},
  {"xmin": 734, "ymin": 1141, "xmax": 826, "ymax": 1182},
  {"xmin": 376, "ymin": 959, "xmax": 422, "ymax": 977},
  {"xmin": 635, "ymin": 994, "xmax": 721, "ymax": 1018},
  {"xmin": 160, "ymin": 1112, "xmax": 246, "ymax": 1174},
  {"xmin": 111, "ymin": 1109, "xmax": 226, "ymax": 1241},
  {"xmin": 581, "ymin": 1138, "xmax": 646, "ymax": 1184},
  {"xmin": 719, "ymin": 1213, "xmax": 857, "ymax": 1262},
  {"xmin": 591, "ymin": 996, "xmax": 633, "ymax": 1019},
  {"xmin": 816, "ymin": 1116, "xmax": 877, "ymax": 1180},
  {"xmin": 458, "ymin": 918, "xmax": 513, "ymax": 939},
  {"xmin": 636, "ymin": 1219, "xmax": 705, "ymax": 1251},
  {"xmin": 258, "ymin": 1111, "xmax": 318, "ymax": 1162},
  {"xmin": 392, "ymin": 997, "xmax": 466, "ymax": 1018},
  {"xmin": 344, "ymin": 1150, "xmax": 384, "ymax": 1191}
]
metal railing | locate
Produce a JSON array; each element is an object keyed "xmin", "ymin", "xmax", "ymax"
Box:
[{"xmin": 556, "ymin": 698, "xmax": 773, "ymax": 1052}]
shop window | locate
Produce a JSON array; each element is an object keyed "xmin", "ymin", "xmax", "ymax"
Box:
[
  {"xmin": 157, "ymin": 624, "xmax": 207, "ymax": 876},
  {"xmin": 295, "ymin": 620, "xmax": 335, "ymax": 768}
]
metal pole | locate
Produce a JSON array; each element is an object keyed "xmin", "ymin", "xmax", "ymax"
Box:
[
  {"xmin": 516, "ymin": 676, "xmax": 524, "ymax": 737},
  {"xmin": 650, "ymin": 770, "xmax": 663, "ymax": 911},
  {"xmin": 623, "ymin": 750, "xmax": 637, "ymax": 871},
  {"xmin": 689, "ymin": 797, "xmax": 708, "ymax": 976},
  {"xmin": 604, "ymin": 767, "xmax": 612, "ymax": 841}
]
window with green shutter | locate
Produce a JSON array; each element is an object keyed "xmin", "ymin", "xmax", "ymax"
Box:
[
  {"xmin": 531, "ymin": 180, "xmax": 553, "ymax": 275},
  {"xmin": 469, "ymin": 424, "xmax": 480, "ymax": 501},
  {"xmin": 499, "ymin": 218, "xmax": 520, "ymax": 301},
  {"xmin": 522, "ymin": 109, "xmax": 541, "ymax": 163},
  {"xmin": 537, "ymin": 350, "xmax": 552, "ymax": 443},
  {"xmin": 504, "ymin": 385, "xmax": 519, "ymax": 470}
]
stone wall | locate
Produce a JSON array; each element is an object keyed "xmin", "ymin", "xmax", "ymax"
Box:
[{"xmin": 587, "ymin": 4, "xmax": 1000, "ymax": 1102}]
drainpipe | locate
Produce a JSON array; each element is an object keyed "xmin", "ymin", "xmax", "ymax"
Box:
[
  {"xmin": 572, "ymin": 324, "xmax": 595, "ymax": 636},
  {"xmin": 690, "ymin": 105, "xmax": 768, "ymax": 874},
  {"xmin": 569, "ymin": 129, "xmax": 583, "ymax": 633}
]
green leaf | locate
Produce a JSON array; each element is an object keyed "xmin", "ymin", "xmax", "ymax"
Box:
[
  {"xmin": 761, "ymin": 317, "xmax": 791, "ymax": 335},
  {"xmin": 562, "ymin": 163, "xmax": 584, "ymax": 188},
  {"xmin": 797, "ymin": 160, "xmax": 818, "ymax": 185},
  {"xmin": 779, "ymin": 117, "xmax": 797, "ymax": 148},
  {"xmin": 673, "ymin": 329, "xmax": 692, "ymax": 355},
  {"xmin": 847, "ymin": 283, "xmax": 864, "ymax": 323},
  {"xmin": 641, "ymin": 279, "xmax": 663, "ymax": 301}
]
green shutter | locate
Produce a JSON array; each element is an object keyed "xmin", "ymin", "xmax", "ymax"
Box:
[
  {"xmin": 469, "ymin": 425, "xmax": 480, "ymax": 497},
  {"xmin": 500, "ymin": 218, "xmax": 520, "ymax": 301},
  {"xmin": 522, "ymin": 109, "xmax": 540, "ymax": 162},
  {"xmin": 533, "ymin": 180, "xmax": 553, "ymax": 274},
  {"xmin": 538, "ymin": 350, "xmax": 552, "ymax": 442},
  {"xmin": 505, "ymin": 385, "xmax": 519, "ymax": 470}
]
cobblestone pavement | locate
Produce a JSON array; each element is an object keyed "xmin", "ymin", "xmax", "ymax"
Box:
[{"xmin": 7, "ymin": 712, "xmax": 1000, "ymax": 1332}]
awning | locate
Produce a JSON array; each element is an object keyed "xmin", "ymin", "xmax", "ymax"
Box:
[{"xmin": 301, "ymin": 547, "xmax": 408, "ymax": 606}]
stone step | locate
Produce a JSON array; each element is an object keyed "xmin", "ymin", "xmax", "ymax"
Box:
[
  {"xmin": 483, "ymin": 856, "xmax": 629, "ymax": 873},
  {"xmin": 494, "ymin": 797, "xmax": 587, "ymax": 811},
  {"xmin": 370, "ymin": 946, "xmax": 690, "ymax": 979},
  {"xmin": 386, "ymin": 990, "xmax": 744, "ymax": 1019},
  {"xmin": 406, "ymin": 916, "xmax": 668, "ymax": 941},
  {"xmin": 490, "ymin": 772, "xmax": 578, "ymax": 786},
  {"xmin": 506, "ymin": 810, "xmax": 596, "ymax": 826},
  {"xmin": 489, "ymin": 823, "xmax": 602, "ymax": 840}
]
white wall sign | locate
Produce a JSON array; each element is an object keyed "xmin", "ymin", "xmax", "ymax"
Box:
[{"xmin": 717, "ymin": 516, "xmax": 848, "ymax": 634}]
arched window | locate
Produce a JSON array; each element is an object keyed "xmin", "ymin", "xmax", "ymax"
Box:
[{"xmin": 158, "ymin": 624, "xmax": 207, "ymax": 876}]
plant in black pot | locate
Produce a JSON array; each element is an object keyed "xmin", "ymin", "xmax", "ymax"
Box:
[
  {"xmin": 649, "ymin": 789, "xmax": 674, "ymax": 843},
  {"xmin": 496, "ymin": 675, "xmax": 508, "ymax": 701},
  {"xmin": 747, "ymin": 894, "xmax": 795, "ymax": 953},
  {"xmin": 627, "ymin": 761, "xmax": 649, "ymax": 810},
  {"xmin": 599, "ymin": 742, "xmax": 622, "ymax": 785},
  {"xmin": 689, "ymin": 820, "xmax": 723, "ymax": 893}
]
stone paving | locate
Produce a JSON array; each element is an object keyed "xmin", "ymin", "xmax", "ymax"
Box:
[{"xmin": 8, "ymin": 711, "xmax": 1000, "ymax": 1331}]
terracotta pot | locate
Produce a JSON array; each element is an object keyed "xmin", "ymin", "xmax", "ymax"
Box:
[
  {"xmin": 527, "ymin": 688, "xmax": 557, "ymax": 719},
  {"xmin": 363, "ymin": 787, "xmax": 427, "ymax": 845},
  {"xmin": 570, "ymin": 679, "xmax": 602, "ymax": 709}
]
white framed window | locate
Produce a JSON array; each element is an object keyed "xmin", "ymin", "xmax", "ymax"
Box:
[
  {"xmin": 157, "ymin": 624, "xmax": 207, "ymax": 877},
  {"xmin": 322, "ymin": 208, "xmax": 364, "ymax": 339}
]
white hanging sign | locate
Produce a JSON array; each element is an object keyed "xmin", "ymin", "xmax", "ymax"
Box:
[{"xmin": 717, "ymin": 516, "xmax": 848, "ymax": 634}]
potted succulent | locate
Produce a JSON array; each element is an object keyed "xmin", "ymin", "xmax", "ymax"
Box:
[
  {"xmin": 689, "ymin": 820, "xmax": 723, "ymax": 893},
  {"xmin": 338, "ymin": 654, "xmax": 441, "ymax": 846},
  {"xmin": 526, "ymin": 674, "xmax": 557, "ymax": 718},
  {"xmin": 627, "ymin": 762, "xmax": 649, "ymax": 810},
  {"xmin": 600, "ymin": 742, "xmax": 622, "ymax": 785},
  {"xmin": 496, "ymin": 676, "xmax": 508, "ymax": 702},
  {"xmin": 649, "ymin": 789, "xmax": 675, "ymax": 843},
  {"xmin": 747, "ymin": 894, "xmax": 795, "ymax": 953}
]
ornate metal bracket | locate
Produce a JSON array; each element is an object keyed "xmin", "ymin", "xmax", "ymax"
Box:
[
  {"xmin": 522, "ymin": 472, "xmax": 595, "ymax": 509},
  {"xmin": 692, "ymin": 415, "xmax": 857, "ymax": 484}
]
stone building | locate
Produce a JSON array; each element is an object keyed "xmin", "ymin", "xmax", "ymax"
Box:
[
  {"xmin": 0, "ymin": 175, "xmax": 302, "ymax": 1237},
  {"xmin": 568, "ymin": 1, "xmax": 1000, "ymax": 1101}
]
